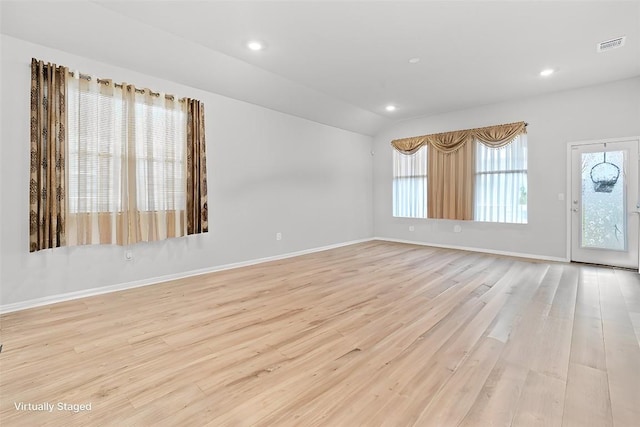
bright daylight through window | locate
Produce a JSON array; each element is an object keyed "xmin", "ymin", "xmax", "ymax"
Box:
[
  {"xmin": 474, "ymin": 135, "xmax": 528, "ymax": 223},
  {"xmin": 67, "ymin": 83, "xmax": 186, "ymax": 214},
  {"xmin": 393, "ymin": 146, "xmax": 427, "ymax": 218},
  {"xmin": 392, "ymin": 134, "xmax": 528, "ymax": 223}
]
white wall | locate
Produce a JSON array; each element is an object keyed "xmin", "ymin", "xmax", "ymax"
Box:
[
  {"xmin": 373, "ymin": 77, "xmax": 640, "ymax": 260},
  {"xmin": 0, "ymin": 35, "xmax": 374, "ymax": 308},
  {"xmin": 4, "ymin": 34, "xmax": 638, "ymax": 311}
]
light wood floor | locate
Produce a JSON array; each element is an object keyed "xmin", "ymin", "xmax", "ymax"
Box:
[{"xmin": 1, "ymin": 241, "xmax": 639, "ymax": 426}]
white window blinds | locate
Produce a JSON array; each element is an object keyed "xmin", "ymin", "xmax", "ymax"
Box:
[
  {"xmin": 67, "ymin": 79, "xmax": 125, "ymax": 213},
  {"xmin": 133, "ymin": 101, "xmax": 186, "ymax": 212},
  {"xmin": 66, "ymin": 74, "xmax": 187, "ymax": 245},
  {"xmin": 68, "ymin": 81, "xmax": 186, "ymax": 215},
  {"xmin": 474, "ymin": 135, "xmax": 528, "ymax": 223},
  {"xmin": 393, "ymin": 146, "xmax": 427, "ymax": 218}
]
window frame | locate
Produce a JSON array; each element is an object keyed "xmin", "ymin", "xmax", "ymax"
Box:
[
  {"xmin": 473, "ymin": 135, "xmax": 528, "ymax": 224},
  {"xmin": 392, "ymin": 146, "xmax": 428, "ymax": 219},
  {"xmin": 66, "ymin": 82, "xmax": 187, "ymax": 215}
]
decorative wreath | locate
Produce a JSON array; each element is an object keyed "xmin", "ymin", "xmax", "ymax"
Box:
[{"xmin": 590, "ymin": 153, "xmax": 620, "ymax": 193}]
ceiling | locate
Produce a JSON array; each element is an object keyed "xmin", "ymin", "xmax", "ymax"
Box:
[{"xmin": 2, "ymin": 1, "xmax": 639, "ymax": 136}]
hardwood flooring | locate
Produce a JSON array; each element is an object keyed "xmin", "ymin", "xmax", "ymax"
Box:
[{"xmin": 1, "ymin": 241, "xmax": 639, "ymax": 426}]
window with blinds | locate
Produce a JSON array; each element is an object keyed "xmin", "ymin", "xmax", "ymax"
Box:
[
  {"xmin": 133, "ymin": 102, "xmax": 186, "ymax": 212},
  {"xmin": 67, "ymin": 84, "xmax": 125, "ymax": 213},
  {"xmin": 392, "ymin": 146, "xmax": 427, "ymax": 218},
  {"xmin": 474, "ymin": 135, "xmax": 528, "ymax": 223},
  {"xmin": 67, "ymin": 82, "xmax": 186, "ymax": 214}
]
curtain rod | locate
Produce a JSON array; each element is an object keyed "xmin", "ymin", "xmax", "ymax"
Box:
[
  {"xmin": 67, "ymin": 71, "xmax": 184, "ymax": 102},
  {"xmin": 33, "ymin": 59, "xmax": 188, "ymax": 103}
]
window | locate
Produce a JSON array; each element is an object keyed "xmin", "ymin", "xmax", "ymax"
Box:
[
  {"xmin": 474, "ymin": 135, "xmax": 528, "ymax": 223},
  {"xmin": 67, "ymin": 80, "xmax": 186, "ymax": 214},
  {"xmin": 390, "ymin": 121, "xmax": 527, "ymax": 224},
  {"xmin": 65, "ymin": 75, "xmax": 192, "ymax": 246},
  {"xmin": 67, "ymin": 83, "xmax": 125, "ymax": 213},
  {"xmin": 393, "ymin": 146, "xmax": 427, "ymax": 218},
  {"xmin": 133, "ymin": 102, "xmax": 186, "ymax": 212},
  {"xmin": 29, "ymin": 58, "xmax": 207, "ymax": 251}
]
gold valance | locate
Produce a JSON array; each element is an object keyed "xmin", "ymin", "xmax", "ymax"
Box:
[{"xmin": 391, "ymin": 121, "xmax": 527, "ymax": 154}]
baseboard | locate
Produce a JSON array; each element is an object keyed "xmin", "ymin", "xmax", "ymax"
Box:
[
  {"xmin": 0, "ymin": 238, "xmax": 375, "ymax": 314},
  {"xmin": 374, "ymin": 237, "xmax": 569, "ymax": 263}
]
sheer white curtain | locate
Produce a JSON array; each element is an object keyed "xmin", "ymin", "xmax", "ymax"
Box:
[
  {"xmin": 474, "ymin": 134, "xmax": 528, "ymax": 223},
  {"xmin": 66, "ymin": 74, "xmax": 187, "ymax": 245},
  {"xmin": 393, "ymin": 146, "xmax": 427, "ymax": 218},
  {"xmin": 130, "ymin": 90, "xmax": 186, "ymax": 242}
]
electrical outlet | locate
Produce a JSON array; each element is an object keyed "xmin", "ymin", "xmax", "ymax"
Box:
[
  {"xmin": 125, "ymin": 250, "xmax": 133, "ymax": 261},
  {"xmin": 276, "ymin": 232, "xmax": 282, "ymax": 241},
  {"xmin": 453, "ymin": 225, "xmax": 462, "ymax": 233},
  {"xmin": 409, "ymin": 226, "xmax": 415, "ymax": 231}
]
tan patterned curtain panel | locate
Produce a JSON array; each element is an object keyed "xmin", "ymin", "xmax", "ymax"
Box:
[
  {"xmin": 186, "ymin": 99, "xmax": 209, "ymax": 235},
  {"xmin": 30, "ymin": 59, "xmax": 67, "ymax": 252},
  {"xmin": 391, "ymin": 121, "xmax": 527, "ymax": 154}
]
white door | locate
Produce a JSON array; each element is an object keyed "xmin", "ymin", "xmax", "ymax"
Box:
[{"xmin": 570, "ymin": 138, "xmax": 639, "ymax": 269}]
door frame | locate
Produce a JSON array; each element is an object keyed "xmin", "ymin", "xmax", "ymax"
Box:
[{"xmin": 566, "ymin": 136, "xmax": 640, "ymax": 269}]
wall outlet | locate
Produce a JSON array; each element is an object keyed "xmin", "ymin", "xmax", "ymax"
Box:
[
  {"xmin": 409, "ymin": 226, "xmax": 415, "ymax": 231},
  {"xmin": 453, "ymin": 225, "xmax": 462, "ymax": 233},
  {"xmin": 558, "ymin": 193, "xmax": 565, "ymax": 201},
  {"xmin": 125, "ymin": 250, "xmax": 133, "ymax": 261},
  {"xmin": 276, "ymin": 232, "xmax": 282, "ymax": 241}
]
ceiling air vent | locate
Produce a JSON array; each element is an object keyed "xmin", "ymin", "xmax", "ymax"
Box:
[{"xmin": 597, "ymin": 36, "xmax": 626, "ymax": 53}]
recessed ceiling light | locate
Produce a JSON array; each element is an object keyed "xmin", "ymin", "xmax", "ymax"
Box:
[
  {"xmin": 408, "ymin": 57, "xmax": 421, "ymax": 64},
  {"xmin": 540, "ymin": 68, "xmax": 555, "ymax": 77},
  {"xmin": 247, "ymin": 41, "xmax": 264, "ymax": 51},
  {"xmin": 385, "ymin": 105, "xmax": 397, "ymax": 112}
]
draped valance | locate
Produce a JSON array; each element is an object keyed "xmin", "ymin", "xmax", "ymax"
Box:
[{"xmin": 391, "ymin": 121, "xmax": 527, "ymax": 154}]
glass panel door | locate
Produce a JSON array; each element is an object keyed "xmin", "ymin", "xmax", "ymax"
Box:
[
  {"xmin": 580, "ymin": 150, "xmax": 625, "ymax": 251},
  {"xmin": 570, "ymin": 139, "xmax": 638, "ymax": 269}
]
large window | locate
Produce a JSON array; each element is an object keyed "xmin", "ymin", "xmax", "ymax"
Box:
[
  {"xmin": 133, "ymin": 102, "xmax": 186, "ymax": 212},
  {"xmin": 389, "ymin": 121, "xmax": 527, "ymax": 225},
  {"xmin": 67, "ymin": 83, "xmax": 125, "ymax": 213},
  {"xmin": 67, "ymin": 80, "xmax": 186, "ymax": 215},
  {"xmin": 474, "ymin": 135, "xmax": 528, "ymax": 223},
  {"xmin": 65, "ymin": 75, "xmax": 191, "ymax": 245},
  {"xmin": 29, "ymin": 58, "xmax": 207, "ymax": 252},
  {"xmin": 393, "ymin": 147, "xmax": 427, "ymax": 218}
]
